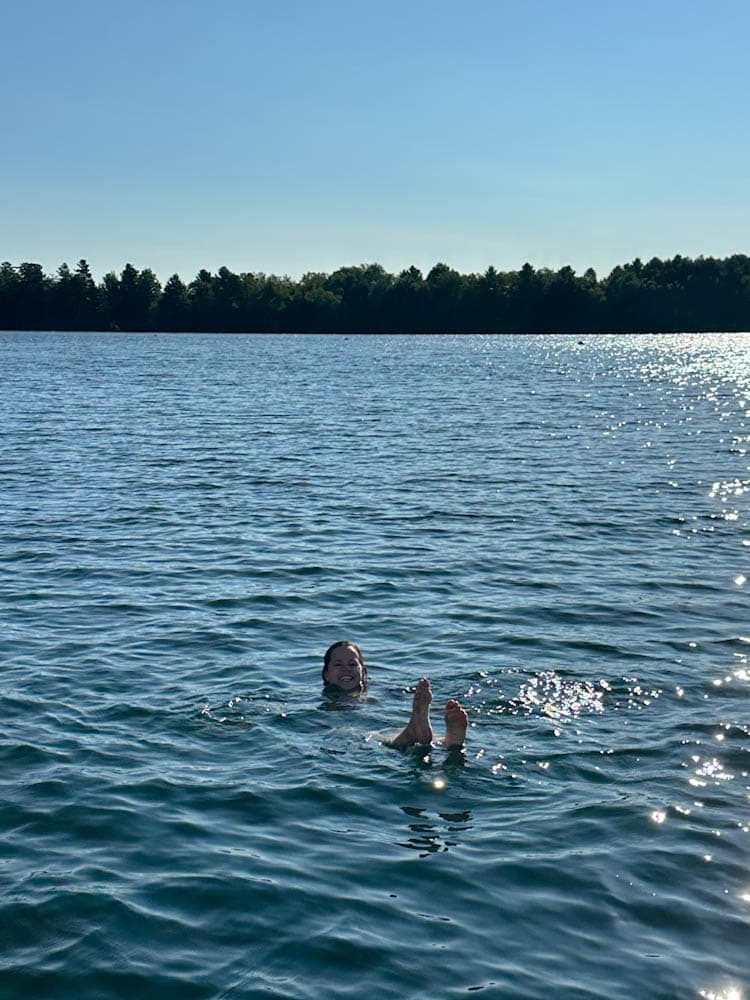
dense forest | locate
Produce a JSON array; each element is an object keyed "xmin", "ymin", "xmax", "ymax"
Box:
[{"xmin": 1, "ymin": 254, "xmax": 749, "ymax": 333}]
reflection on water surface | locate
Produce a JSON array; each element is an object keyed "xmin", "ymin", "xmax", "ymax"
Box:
[{"xmin": 2, "ymin": 333, "xmax": 750, "ymax": 999}]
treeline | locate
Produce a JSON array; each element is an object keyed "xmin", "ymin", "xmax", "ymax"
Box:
[{"xmin": 1, "ymin": 255, "xmax": 750, "ymax": 333}]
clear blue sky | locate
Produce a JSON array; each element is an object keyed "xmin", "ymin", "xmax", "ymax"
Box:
[{"xmin": 3, "ymin": 0, "xmax": 749, "ymax": 282}]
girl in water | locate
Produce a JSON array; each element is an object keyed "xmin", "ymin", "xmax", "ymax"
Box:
[{"xmin": 322, "ymin": 641, "xmax": 468, "ymax": 749}]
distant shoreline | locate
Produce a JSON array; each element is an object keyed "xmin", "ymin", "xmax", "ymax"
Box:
[{"xmin": 2, "ymin": 255, "xmax": 749, "ymax": 334}]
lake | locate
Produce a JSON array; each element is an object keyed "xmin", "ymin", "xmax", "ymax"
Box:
[{"xmin": 1, "ymin": 332, "xmax": 749, "ymax": 999}]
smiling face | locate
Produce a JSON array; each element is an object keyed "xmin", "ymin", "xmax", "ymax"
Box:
[{"xmin": 323, "ymin": 642, "xmax": 366, "ymax": 693}]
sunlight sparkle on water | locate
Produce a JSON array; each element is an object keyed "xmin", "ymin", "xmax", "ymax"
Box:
[
  {"xmin": 692, "ymin": 758, "xmax": 734, "ymax": 783},
  {"xmin": 699, "ymin": 987, "xmax": 743, "ymax": 1000}
]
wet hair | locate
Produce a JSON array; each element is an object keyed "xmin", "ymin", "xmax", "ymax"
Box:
[{"xmin": 322, "ymin": 641, "xmax": 368, "ymax": 691}]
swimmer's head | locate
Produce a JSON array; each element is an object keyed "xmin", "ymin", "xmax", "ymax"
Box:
[{"xmin": 322, "ymin": 641, "xmax": 367, "ymax": 693}]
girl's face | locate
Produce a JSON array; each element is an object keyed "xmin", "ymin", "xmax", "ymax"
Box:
[{"xmin": 323, "ymin": 643, "xmax": 365, "ymax": 692}]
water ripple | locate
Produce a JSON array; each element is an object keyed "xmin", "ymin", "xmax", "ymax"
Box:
[{"xmin": 2, "ymin": 333, "xmax": 749, "ymax": 999}]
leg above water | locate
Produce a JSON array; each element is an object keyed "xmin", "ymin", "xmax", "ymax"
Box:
[
  {"xmin": 386, "ymin": 677, "xmax": 434, "ymax": 747},
  {"xmin": 443, "ymin": 699, "xmax": 468, "ymax": 749}
]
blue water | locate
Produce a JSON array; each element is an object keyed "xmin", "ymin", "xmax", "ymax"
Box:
[{"xmin": 2, "ymin": 333, "xmax": 749, "ymax": 1000}]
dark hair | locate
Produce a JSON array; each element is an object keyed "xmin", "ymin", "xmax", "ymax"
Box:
[{"xmin": 322, "ymin": 641, "xmax": 368, "ymax": 691}]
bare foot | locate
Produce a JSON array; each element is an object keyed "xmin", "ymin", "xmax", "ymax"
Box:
[
  {"xmin": 443, "ymin": 699, "xmax": 468, "ymax": 748},
  {"xmin": 387, "ymin": 678, "xmax": 433, "ymax": 747}
]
